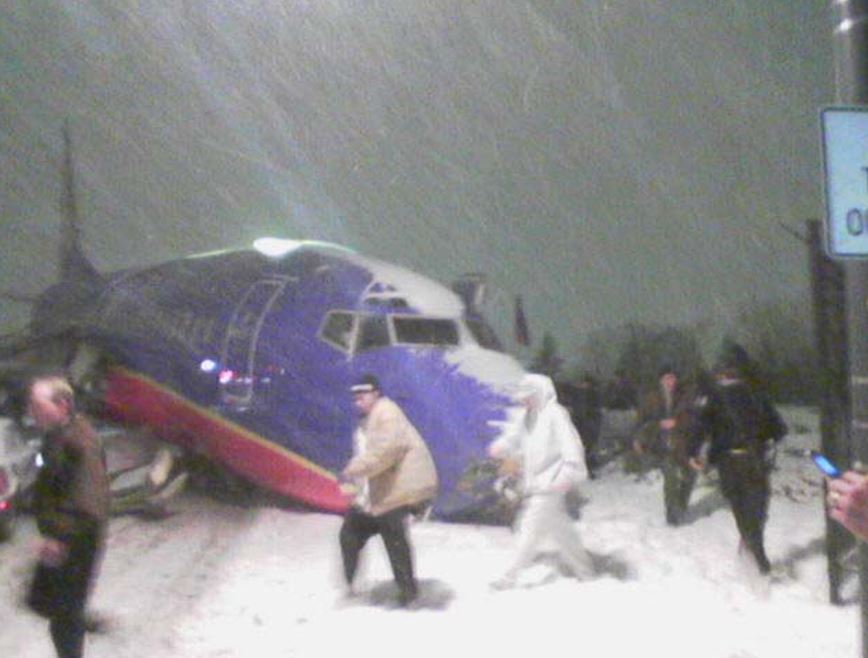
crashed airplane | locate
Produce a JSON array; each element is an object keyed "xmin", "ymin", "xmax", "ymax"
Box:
[{"xmin": 2, "ymin": 128, "xmax": 529, "ymax": 523}]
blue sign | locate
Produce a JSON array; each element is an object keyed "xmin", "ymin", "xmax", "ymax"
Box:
[{"xmin": 822, "ymin": 107, "xmax": 868, "ymax": 258}]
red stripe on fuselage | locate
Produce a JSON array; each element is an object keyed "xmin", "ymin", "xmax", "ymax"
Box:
[{"xmin": 103, "ymin": 368, "xmax": 348, "ymax": 514}]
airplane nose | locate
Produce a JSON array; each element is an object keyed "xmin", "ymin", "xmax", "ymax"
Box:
[
  {"xmin": 357, "ymin": 347, "xmax": 526, "ymax": 523},
  {"xmin": 429, "ymin": 350, "xmax": 527, "ymax": 523}
]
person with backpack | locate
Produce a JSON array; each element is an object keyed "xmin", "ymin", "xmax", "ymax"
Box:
[
  {"xmin": 488, "ymin": 373, "xmax": 592, "ymax": 589},
  {"xmin": 688, "ymin": 344, "xmax": 787, "ymax": 575}
]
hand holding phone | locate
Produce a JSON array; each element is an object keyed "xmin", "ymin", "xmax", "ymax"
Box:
[
  {"xmin": 827, "ymin": 468, "xmax": 868, "ymax": 541},
  {"xmin": 811, "ymin": 450, "xmax": 842, "ymax": 478}
]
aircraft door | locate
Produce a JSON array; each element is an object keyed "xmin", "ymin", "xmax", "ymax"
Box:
[{"xmin": 219, "ymin": 277, "xmax": 290, "ymax": 410}]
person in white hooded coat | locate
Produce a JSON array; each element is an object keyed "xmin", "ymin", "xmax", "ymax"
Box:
[{"xmin": 488, "ymin": 373, "xmax": 592, "ymax": 588}]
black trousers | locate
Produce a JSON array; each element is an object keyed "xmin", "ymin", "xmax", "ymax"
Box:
[
  {"xmin": 717, "ymin": 452, "xmax": 771, "ymax": 573},
  {"xmin": 28, "ymin": 521, "xmax": 103, "ymax": 658},
  {"xmin": 339, "ymin": 506, "xmax": 417, "ymax": 602},
  {"xmin": 50, "ymin": 612, "xmax": 87, "ymax": 658}
]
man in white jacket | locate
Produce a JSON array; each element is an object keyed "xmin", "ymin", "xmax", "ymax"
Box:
[{"xmin": 489, "ymin": 373, "xmax": 592, "ymax": 589}]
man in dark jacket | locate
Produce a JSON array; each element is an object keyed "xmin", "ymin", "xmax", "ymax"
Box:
[
  {"xmin": 555, "ymin": 376, "xmax": 602, "ymax": 477},
  {"xmin": 633, "ymin": 365, "xmax": 698, "ymax": 526},
  {"xmin": 688, "ymin": 348, "xmax": 787, "ymax": 574},
  {"xmin": 27, "ymin": 375, "xmax": 110, "ymax": 658}
]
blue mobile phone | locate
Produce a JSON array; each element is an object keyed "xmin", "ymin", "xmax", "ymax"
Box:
[{"xmin": 811, "ymin": 450, "xmax": 842, "ymax": 478}]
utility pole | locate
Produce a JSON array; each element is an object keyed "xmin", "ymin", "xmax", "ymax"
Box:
[
  {"xmin": 831, "ymin": 1, "xmax": 868, "ymax": 655},
  {"xmin": 808, "ymin": 219, "xmax": 851, "ymax": 604}
]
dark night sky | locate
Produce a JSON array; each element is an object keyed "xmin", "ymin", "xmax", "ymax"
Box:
[{"xmin": 0, "ymin": 1, "xmax": 834, "ymax": 367}]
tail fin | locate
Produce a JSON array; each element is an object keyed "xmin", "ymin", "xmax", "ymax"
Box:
[
  {"xmin": 27, "ymin": 123, "xmax": 105, "ymax": 334},
  {"xmin": 0, "ymin": 123, "xmax": 101, "ymax": 305},
  {"xmin": 60, "ymin": 120, "xmax": 101, "ymax": 282}
]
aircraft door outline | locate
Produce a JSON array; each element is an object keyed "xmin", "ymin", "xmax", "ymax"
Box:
[{"xmin": 219, "ymin": 276, "xmax": 293, "ymax": 409}]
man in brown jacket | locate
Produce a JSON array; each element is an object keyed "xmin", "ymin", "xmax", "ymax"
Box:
[
  {"xmin": 633, "ymin": 365, "xmax": 698, "ymax": 526},
  {"xmin": 338, "ymin": 374, "xmax": 438, "ymax": 607},
  {"xmin": 26, "ymin": 374, "xmax": 110, "ymax": 658}
]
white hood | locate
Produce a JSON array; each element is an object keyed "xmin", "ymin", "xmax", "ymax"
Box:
[
  {"xmin": 511, "ymin": 373, "xmax": 558, "ymax": 411},
  {"xmin": 491, "ymin": 373, "xmax": 588, "ymax": 494}
]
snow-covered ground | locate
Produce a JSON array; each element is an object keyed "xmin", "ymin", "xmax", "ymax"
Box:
[{"xmin": 0, "ymin": 406, "xmax": 859, "ymax": 657}]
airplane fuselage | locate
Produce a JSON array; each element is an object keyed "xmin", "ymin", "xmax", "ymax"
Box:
[{"xmin": 34, "ymin": 243, "xmax": 526, "ymax": 521}]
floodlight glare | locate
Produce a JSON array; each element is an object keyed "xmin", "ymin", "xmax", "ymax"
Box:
[{"xmin": 253, "ymin": 238, "xmax": 301, "ymax": 258}]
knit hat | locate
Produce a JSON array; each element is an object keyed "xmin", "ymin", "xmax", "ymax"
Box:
[
  {"xmin": 657, "ymin": 363, "xmax": 677, "ymax": 379},
  {"xmin": 350, "ymin": 374, "xmax": 380, "ymax": 394},
  {"xmin": 714, "ymin": 341, "xmax": 751, "ymax": 374}
]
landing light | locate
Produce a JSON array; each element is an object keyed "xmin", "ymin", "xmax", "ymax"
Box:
[{"xmin": 200, "ymin": 359, "xmax": 218, "ymax": 373}]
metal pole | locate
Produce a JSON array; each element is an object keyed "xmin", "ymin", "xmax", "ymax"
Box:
[
  {"xmin": 831, "ymin": 1, "xmax": 868, "ymax": 653},
  {"xmin": 809, "ymin": 219, "xmax": 852, "ymax": 604}
]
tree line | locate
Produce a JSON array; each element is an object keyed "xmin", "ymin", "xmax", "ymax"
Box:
[{"xmin": 530, "ymin": 297, "xmax": 818, "ymax": 405}]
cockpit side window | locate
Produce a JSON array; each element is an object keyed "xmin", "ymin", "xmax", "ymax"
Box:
[
  {"xmin": 320, "ymin": 311, "xmax": 356, "ymax": 353},
  {"xmin": 356, "ymin": 315, "xmax": 390, "ymax": 353},
  {"xmin": 465, "ymin": 318, "xmax": 503, "ymax": 351},
  {"xmin": 392, "ymin": 316, "xmax": 459, "ymax": 346}
]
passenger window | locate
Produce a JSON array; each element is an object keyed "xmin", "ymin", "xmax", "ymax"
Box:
[
  {"xmin": 393, "ymin": 317, "xmax": 459, "ymax": 346},
  {"xmin": 356, "ymin": 315, "xmax": 390, "ymax": 352},
  {"xmin": 320, "ymin": 312, "xmax": 356, "ymax": 352}
]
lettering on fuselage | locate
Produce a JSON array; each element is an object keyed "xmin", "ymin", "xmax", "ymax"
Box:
[
  {"xmin": 101, "ymin": 290, "xmax": 220, "ymax": 355},
  {"xmin": 163, "ymin": 310, "xmax": 219, "ymax": 353}
]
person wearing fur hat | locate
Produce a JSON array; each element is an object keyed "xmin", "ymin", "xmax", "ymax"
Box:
[
  {"xmin": 488, "ymin": 373, "xmax": 592, "ymax": 589},
  {"xmin": 338, "ymin": 374, "xmax": 438, "ymax": 608}
]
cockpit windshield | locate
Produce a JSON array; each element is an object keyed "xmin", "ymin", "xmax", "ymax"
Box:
[
  {"xmin": 320, "ymin": 311, "xmax": 480, "ymax": 353},
  {"xmin": 465, "ymin": 318, "xmax": 503, "ymax": 351},
  {"xmin": 356, "ymin": 315, "xmax": 390, "ymax": 352},
  {"xmin": 392, "ymin": 316, "xmax": 459, "ymax": 346}
]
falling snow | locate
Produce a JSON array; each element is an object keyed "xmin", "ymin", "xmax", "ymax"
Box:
[{"xmin": 0, "ymin": 1, "xmax": 832, "ymax": 357}]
